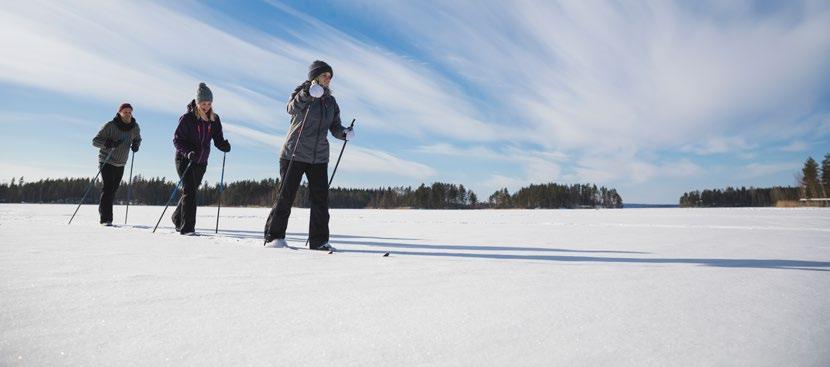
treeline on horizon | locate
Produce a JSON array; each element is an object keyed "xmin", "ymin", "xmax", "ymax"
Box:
[
  {"xmin": 0, "ymin": 176, "xmax": 623, "ymax": 209},
  {"xmin": 679, "ymin": 153, "xmax": 830, "ymax": 207}
]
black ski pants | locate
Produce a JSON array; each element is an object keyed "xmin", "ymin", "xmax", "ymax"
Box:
[
  {"xmin": 171, "ymin": 157, "xmax": 207, "ymax": 234},
  {"xmin": 265, "ymin": 159, "xmax": 330, "ymax": 248},
  {"xmin": 98, "ymin": 163, "xmax": 124, "ymax": 224}
]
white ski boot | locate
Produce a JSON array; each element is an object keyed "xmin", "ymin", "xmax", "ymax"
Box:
[{"xmin": 265, "ymin": 238, "xmax": 288, "ymax": 248}]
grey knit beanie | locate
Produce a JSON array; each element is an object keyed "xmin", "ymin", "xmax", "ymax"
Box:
[{"xmin": 196, "ymin": 82, "xmax": 213, "ymax": 103}]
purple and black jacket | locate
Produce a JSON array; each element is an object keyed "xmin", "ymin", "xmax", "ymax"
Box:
[{"xmin": 173, "ymin": 102, "xmax": 226, "ymax": 165}]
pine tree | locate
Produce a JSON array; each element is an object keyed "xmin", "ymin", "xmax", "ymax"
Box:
[
  {"xmin": 802, "ymin": 157, "xmax": 821, "ymax": 199},
  {"xmin": 458, "ymin": 184, "xmax": 467, "ymax": 206},
  {"xmin": 820, "ymin": 153, "xmax": 830, "ymax": 198},
  {"xmin": 447, "ymin": 184, "xmax": 459, "ymax": 208}
]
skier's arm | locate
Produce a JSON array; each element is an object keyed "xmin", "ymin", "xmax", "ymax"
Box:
[
  {"xmin": 92, "ymin": 122, "xmax": 110, "ymax": 148},
  {"xmin": 211, "ymin": 116, "xmax": 230, "ymax": 152},
  {"xmin": 329, "ymin": 101, "xmax": 347, "ymax": 141},
  {"xmin": 131, "ymin": 124, "xmax": 142, "ymax": 151},
  {"xmin": 287, "ymin": 82, "xmax": 312, "ymax": 116},
  {"xmin": 173, "ymin": 116, "xmax": 193, "ymax": 156}
]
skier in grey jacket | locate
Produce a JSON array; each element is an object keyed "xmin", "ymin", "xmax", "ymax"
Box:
[
  {"xmin": 264, "ymin": 60, "xmax": 354, "ymax": 250},
  {"xmin": 91, "ymin": 103, "xmax": 141, "ymax": 225}
]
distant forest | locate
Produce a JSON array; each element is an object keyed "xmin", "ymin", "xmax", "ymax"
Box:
[
  {"xmin": 678, "ymin": 186, "xmax": 800, "ymax": 207},
  {"xmin": 679, "ymin": 153, "xmax": 830, "ymax": 207},
  {"xmin": 0, "ymin": 176, "xmax": 623, "ymax": 209}
]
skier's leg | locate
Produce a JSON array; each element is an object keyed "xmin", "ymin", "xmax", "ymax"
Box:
[
  {"xmin": 98, "ymin": 163, "xmax": 112, "ymax": 223},
  {"xmin": 98, "ymin": 163, "xmax": 124, "ymax": 224},
  {"xmin": 180, "ymin": 163, "xmax": 207, "ymax": 234},
  {"xmin": 171, "ymin": 157, "xmax": 188, "ymax": 230},
  {"xmin": 265, "ymin": 159, "xmax": 305, "ymax": 241},
  {"xmin": 306, "ymin": 162, "xmax": 330, "ymax": 248}
]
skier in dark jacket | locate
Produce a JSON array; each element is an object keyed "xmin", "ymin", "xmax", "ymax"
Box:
[
  {"xmin": 264, "ymin": 60, "xmax": 354, "ymax": 250},
  {"xmin": 92, "ymin": 103, "xmax": 141, "ymax": 226},
  {"xmin": 171, "ymin": 82, "xmax": 231, "ymax": 235}
]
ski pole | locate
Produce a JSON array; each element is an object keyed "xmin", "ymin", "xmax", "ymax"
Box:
[
  {"xmin": 124, "ymin": 150, "xmax": 135, "ymax": 224},
  {"xmin": 329, "ymin": 118, "xmax": 355, "ymax": 186},
  {"xmin": 68, "ymin": 146, "xmax": 117, "ymax": 225},
  {"xmin": 215, "ymin": 152, "xmax": 226, "ymax": 234},
  {"xmin": 152, "ymin": 160, "xmax": 193, "ymax": 233},
  {"xmin": 304, "ymin": 118, "xmax": 355, "ymax": 248}
]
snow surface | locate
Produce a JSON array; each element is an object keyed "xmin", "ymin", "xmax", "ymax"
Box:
[{"xmin": 1, "ymin": 204, "xmax": 829, "ymax": 366}]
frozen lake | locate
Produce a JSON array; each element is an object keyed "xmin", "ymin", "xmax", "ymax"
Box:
[{"xmin": 2, "ymin": 204, "xmax": 829, "ymax": 366}]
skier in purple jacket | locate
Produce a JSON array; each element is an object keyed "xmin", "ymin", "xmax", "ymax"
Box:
[{"xmin": 171, "ymin": 82, "xmax": 231, "ymax": 235}]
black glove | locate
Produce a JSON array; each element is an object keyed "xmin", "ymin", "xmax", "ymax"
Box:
[
  {"xmin": 104, "ymin": 139, "xmax": 119, "ymax": 149},
  {"xmin": 218, "ymin": 139, "xmax": 231, "ymax": 153},
  {"xmin": 298, "ymin": 81, "xmax": 312, "ymax": 101},
  {"xmin": 130, "ymin": 140, "xmax": 140, "ymax": 153},
  {"xmin": 187, "ymin": 151, "xmax": 197, "ymax": 160}
]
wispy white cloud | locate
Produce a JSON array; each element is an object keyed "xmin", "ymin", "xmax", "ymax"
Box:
[
  {"xmin": 415, "ymin": 142, "xmax": 568, "ymax": 186},
  {"xmin": 415, "ymin": 141, "xmax": 705, "ymax": 194},
  {"xmin": 222, "ymin": 123, "xmax": 282, "ymax": 148},
  {"xmin": 680, "ymin": 135, "xmax": 757, "ymax": 155},
  {"xmin": 339, "ymin": 146, "xmax": 436, "ymax": 178},
  {"xmin": 570, "ymin": 155, "xmax": 705, "ymax": 185},
  {"xmin": 342, "ymin": 0, "xmax": 830, "ymax": 175},
  {"xmin": 778, "ymin": 140, "xmax": 810, "ymax": 152},
  {"xmin": 413, "ymin": 144, "xmax": 502, "ymax": 160},
  {"xmin": 812, "ymin": 113, "xmax": 830, "ymax": 137},
  {"xmin": 0, "ymin": 112, "xmax": 93, "ymax": 127},
  {"xmin": 413, "ymin": 143, "xmax": 568, "ymax": 162},
  {"xmin": 737, "ymin": 162, "xmax": 801, "ymax": 179}
]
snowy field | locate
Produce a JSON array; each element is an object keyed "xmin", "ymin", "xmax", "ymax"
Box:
[{"xmin": 1, "ymin": 204, "xmax": 829, "ymax": 366}]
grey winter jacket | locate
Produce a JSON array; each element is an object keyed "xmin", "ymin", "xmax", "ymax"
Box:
[
  {"xmin": 279, "ymin": 82, "xmax": 348, "ymax": 164},
  {"xmin": 92, "ymin": 115, "xmax": 141, "ymax": 167}
]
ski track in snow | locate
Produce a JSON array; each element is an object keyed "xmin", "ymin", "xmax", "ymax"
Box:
[{"xmin": 1, "ymin": 204, "xmax": 829, "ymax": 366}]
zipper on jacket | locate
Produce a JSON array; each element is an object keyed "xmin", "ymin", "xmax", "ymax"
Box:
[
  {"xmin": 194, "ymin": 115, "xmax": 210, "ymax": 164},
  {"xmin": 310, "ymin": 98, "xmax": 326, "ymax": 164}
]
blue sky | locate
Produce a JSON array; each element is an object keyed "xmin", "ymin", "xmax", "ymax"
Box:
[{"xmin": 1, "ymin": 0, "xmax": 829, "ymax": 204}]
